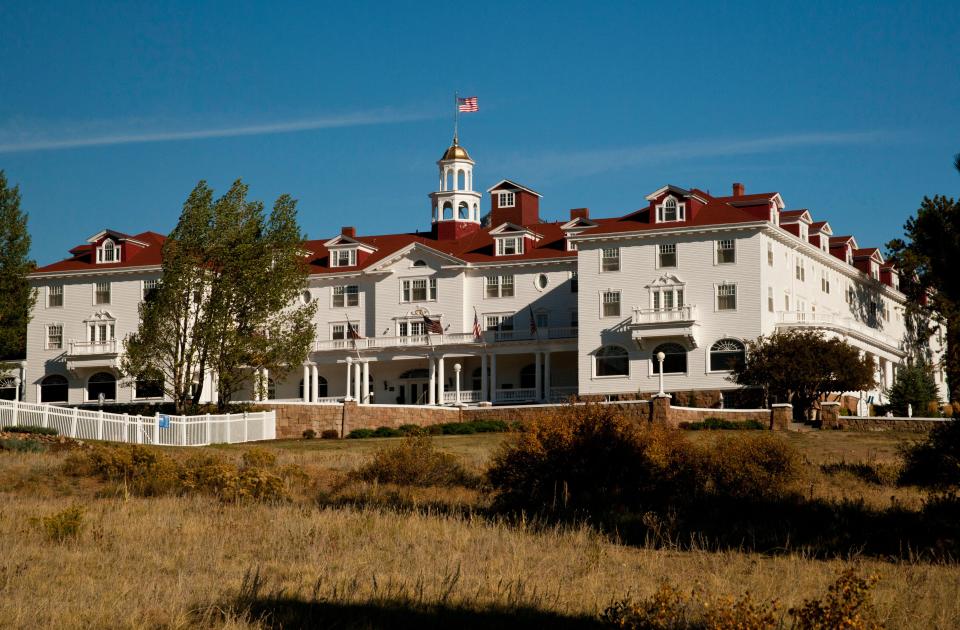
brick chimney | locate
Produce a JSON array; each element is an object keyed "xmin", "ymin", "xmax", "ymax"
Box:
[
  {"xmin": 570, "ymin": 208, "xmax": 590, "ymax": 220},
  {"xmin": 341, "ymin": 226, "xmax": 356, "ymax": 238},
  {"xmin": 732, "ymin": 183, "xmax": 745, "ymax": 198}
]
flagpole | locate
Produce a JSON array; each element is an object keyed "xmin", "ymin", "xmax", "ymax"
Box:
[{"xmin": 453, "ymin": 91, "xmax": 459, "ymax": 143}]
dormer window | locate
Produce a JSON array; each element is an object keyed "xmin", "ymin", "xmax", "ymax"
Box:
[
  {"xmin": 656, "ymin": 197, "xmax": 685, "ymax": 223},
  {"xmin": 496, "ymin": 236, "xmax": 524, "ymax": 256},
  {"xmin": 497, "ymin": 192, "xmax": 515, "ymax": 208},
  {"xmin": 97, "ymin": 239, "xmax": 121, "ymax": 263},
  {"xmin": 331, "ymin": 248, "xmax": 357, "ymax": 268},
  {"xmin": 799, "ymin": 224, "xmax": 808, "ymax": 240}
]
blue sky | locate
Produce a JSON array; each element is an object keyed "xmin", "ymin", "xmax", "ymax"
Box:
[{"xmin": 1, "ymin": 1, "xmax": 957, "ymax": 265}]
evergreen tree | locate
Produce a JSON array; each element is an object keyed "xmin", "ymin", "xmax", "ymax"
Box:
[
  {"xmin": 0, "ymin": 171, "xmax": 36, "ymax": 361},
  {"xmin": 886, "ymin": 361, "xmax": 939, "ymax": 417}
]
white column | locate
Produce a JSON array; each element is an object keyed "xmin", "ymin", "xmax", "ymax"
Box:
[
  {"xmin": 437, "ymin": 356, "xmax": 446, "ymax": 405},
  {"xmin": 429, "ymin": 358, "xmax": 437, "ymax": 405},
  {"xmin": 534, "ymin": 351, "xmax": 542, "ymax": 401},
  {"xmin": 884, "ymin": 359, "xmax": 893, "ymax": 389},
  {"xmin": 311, "ymin": 365, "xmax": 320, "ymax": 402},
  {"xmin": 362, "ymin": 361, "xmax": 370, "ymax": 404},
  {"xmin": 14, "ymin": 376, "xmax": 21, "ymax": 402},
  {"xmin": 302, "ymin": 365, "xmax": 311, "ymax": 402},
  {"xmin": 544, "ymin": 351, "xmax": 551, "ymax": 402},
  {"xmin": 345, "ymin": 358, "xmax": 353, "ymax": 400},
  {"xmin": 353, "ymin": 362, "xmax": 362, "ymax": 402},
  {"xmin": 490, "ymin": 353, "xmax": 497, "ymax": 403},
  {"xmin": 480, "ymin": 353, "xmax": 488, "ymax": 402}
]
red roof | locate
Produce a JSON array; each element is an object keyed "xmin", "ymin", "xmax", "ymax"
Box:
[{"xmin": 34, "ymin": 231, "xmax": 166, "ymax": 274}]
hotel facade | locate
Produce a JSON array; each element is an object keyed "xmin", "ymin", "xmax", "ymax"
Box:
[{"xmin": 9, "ymin": 138, "xmax": 948, "ymax": 410}]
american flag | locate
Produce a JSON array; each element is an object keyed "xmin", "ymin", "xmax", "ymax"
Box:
[
  {"xmin": 458, "ymin": 96, "xmax": 478, "ymax": 112},
  {"xmin": 347, "ymin": 322, "xmax": 362, "ymax": 340},
  {"xmin": 423, "ymin": 315, "xmax": 444, "ymax": 335},
  {"xmin": 529, "ymin": 306, "xmax": 538, "ymax": 335},
  {"xmin": 472, "ymin": 309, "xmax": 483, "ymax": 339}
]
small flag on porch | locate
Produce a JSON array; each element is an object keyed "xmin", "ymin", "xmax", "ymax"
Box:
[
  {"xmin": 423, "ymin": 315, "xmax": 444, "ymax": 334},
  {"xmin": 347, "ymin": 323, "xmax": 362, "ymax": 340},
  {"xmin": 472, "ymin": 309, "xmax": 483, "ymax": 339},
  {"xmin": 457, "ymin": 96, "xmax": 479, "ymax": 112},
  {"xmin": 529, "ymin": 306, "xmax": 538, "ymax": 335}
]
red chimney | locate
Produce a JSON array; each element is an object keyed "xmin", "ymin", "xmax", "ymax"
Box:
[
  {"xmin": 732, "ymin": 183, "xmax": 745, "ymax": 197},
  {"xmin": 570, "ymin": 208, "xmax": 590, "ymax": 220},
  {"xmin": 341, "ymin": 226, "xmax": 356, "ymax": 238}
]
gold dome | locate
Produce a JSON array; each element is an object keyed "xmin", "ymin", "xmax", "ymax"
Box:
[{"xmin": 441, "ymin": 141, "xmax": 471, "ymax": 161}]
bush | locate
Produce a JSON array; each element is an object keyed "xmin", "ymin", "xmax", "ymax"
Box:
[
  {"xmin": 39, "ymin": 505, "xmax": 85, "ymax": 543},
  {"xmin": 372, "ymin": 426, "xmax": 402, "ymax": 438},
  {"xmin": 353, "ymin": 436, "xmax": 474, "ymax": 487},
  {"xmin": 680, "ymin": 418, "xmax": 766, "ymax": 430},
  {"xmin": 821, "ymin": 461, "xmax": 901, "ymax": 486},
  {"xmin": 0, "ymin": 438, "xmax": 46, "ymax": 453},
  {"xmin": 70, "ymin": 444, "xmax": 181, "ymax": 496},
  {"xmin": 789, "ymin": 569, "xmax": 882, "ymax": 629},
  {"xmin": 708, "ymin": 433, "xmax": 802, "ymax": 500},
  {"xmin": 397, "ymin": 424, "xmax": 425, "ymax": 436},
  {"xmin": 347, "ymin": 429, "xmax": 375, "ymax": 439},
  {"xmin": 241, "ymin": 448, "xmax": 277, "ymax": 470},
  {"xmin": 2, "ymin": 425, "xmax": 58, "ymax": 436},
  {"xmin": 899, "ymin": 418, "xmax": 960, "ymax": 488},
  {"xmin": 302, "ymin": 429, "xmax": 317, "ymax": 439},
  {"xmin": 320, "ymin": 429, "xmax": 340, "ymax": 439},
  {"xmin": 440, "ymin": 422, "xmax": 476, "ymax": 435}
]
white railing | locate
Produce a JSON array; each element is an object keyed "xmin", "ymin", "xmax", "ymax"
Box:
[
  {"xmin": 442, "ymin": 390, "xmax": 482, "ymax": 404},
  {"xmin": 495, "ymin": 388, "xmax": 538, "ymax": 403},
  {"xmin": 312, "ymin": 327, "xmax": 577, "ymax": 352},
  {"xmin": 67, "ymin": 339, "xmax": 118, "ymax": 355},
  {"xmin": 776, "ymin": 311, "xmax": 901, "ymax": 350},
  {"xmin": 0, "ymin": 399, "xmax": 275, "ymax": 446},
  {"xmin": 549, "ymin": 386, "xmax": 578, "ymax": 402},
  {"xmin": 632, "ymin": 306, "xmax": 698, "ymax": 325}
]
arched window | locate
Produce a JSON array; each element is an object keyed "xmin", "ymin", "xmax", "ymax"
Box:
[
  {"xmin": 473, "ymin": 203, "xmax": 479, "ymax": 220},
  {"xmin": 445, "ymin": 169, "xmax": 453, "ymax": 191},
  {"xmin": 40, "ymin": 374, "xmax": 69, "ymax": 403},
  {"xmin": 412, "ymin": 259, "xmax": 427, "ymax": 267},
  {"xmin": 457, "ymin": 169, "xmax": 466, "ymax": 190},
  {"xmin": 595, "ymin": 346, "xmax": 629, "ymax": 377},
  {"xmin": 520, "ymin": 364, "xmax": 537, "ymax": 389},
  {"xmin": 709, "ymin": 339, "xmax": 746, "ymax": 372},
  {"xmin": 87, "ymin": 372, "xmax": 116, "ymax": 402},
  {"xmin": 442, "ymin": 201, "xmax": 453, "ymax": 220},
  {"xmin": 651, "ymin": 343, "xmax": 687, "ymax": 374},
  {"xmin": 458, "ymin": 201, "xmax": 470, "ymax": 220},
  {"xmin": 134, "ymin": 375, "xmax": 163, "ymax": 399},
  {"xmin": 0, "ymin": 377, "xmax": 17, "ymax": 401}
]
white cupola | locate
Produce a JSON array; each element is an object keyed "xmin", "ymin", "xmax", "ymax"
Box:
[{"xmin": 429, "ymin": 138, "xmax": 482, "ymax": 240}]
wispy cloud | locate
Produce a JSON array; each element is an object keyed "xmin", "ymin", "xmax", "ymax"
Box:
[
  {"xmin": 507, "ymin": 130, "xmax": 894, "ymax": 178},
  {"xmin": 0, "ymin": 108, "xmax": 437, "ymax": 154}
]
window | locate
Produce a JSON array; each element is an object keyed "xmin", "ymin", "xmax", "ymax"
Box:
[
  {"xmin": 536, "ymin": 274, "xmax": 549, "ymax": 290},
  {"xmin": 401, "ymin": 278, "xmax": 437, "ymax": 302},
  {"xmin": 716, "ymin": 239, "xmax": 736, "ymax": 264},
  {"xmin": 412, "ymin": 259, "xmax": 427, "ymax": 267},
  {"xmin": 134, "ymin": 375, "xmax": 164, "ymax": 399},
  {"xmin": 535, "ymin": 312, "xmax": 549, "ymax": 329},
  {"xmin": 601, "ymin": 247, "xmax": 620, "ymax": 272},
  {"xmin": 46, "ymin": 325, "xmax": 63, "ymax": 350},
  {"xmin": 331, "ymin": 248, "xmax": 357, "ymax": 267},
  {"xmin": 0, "ymin": 377, "xmax": 17, "ymax": 401},
  {"xmin": 657, "ymin": 197, "xmax": 685, "ymax": 222},
  {"xmin": 331, "ymin": 324, "xmax": 346, "ymax": 340},
  {"xmin": 485, "ymin": 315, "xmax": 514, "ymax": 332},
  {"xmin": 785, "ymin": 293, "xmax": 790, "ymax": 311},
  {"xmin": 300, "ymin": 290, "xmax": 312, "ymax": 305},
  {"xmin": 570, "ymin": 271, "xmax": 578, "ymax": 293},
  {"xmin": 300, "ymin": 376, "xmax": 327, "ymax": 399},
  {"xmin": 496, "ymin": 237, "xmax": 523, "ymax": 256},
  {"xmin": 333, "ymin": 285, "xmax": 360, "ymax": 307},
  {"xmin": 398, "ymin": 320, "xmax": 426, "ymax": 337},
  {"xmin": 95, "ymin": 282, "xmax": 111, "ymax": 305},
  {"xmin": 767, "ymin": 243, "xmax": 774, "ymax": 266},
  {"xmin": 768, "ymin": 287, "xmax": 774, "ymax": 313},
  {"xmin": 716, "ymin": 284, "xmax": 737, "ymax": 311},
  {"xmin": 651, "ymin": 287, "xmax": 684, "ymax": 311},
  {"xmin": 595, "ymin": 346, "xmax": 629, "ymax": 377},
  {"xmin": 48, "ymin": 285, "xmax": 63, "ymax": 308},
  {"xmin": 39, "ymin": 374, "xmax": 68, "ymax": 403},
  {"xmin": 86, "ymin": 372, "xmax": 116, "ymax": 401},
  {"xmin": 709, "ymin": 339, "xmax": 745, "ymax": 372},
  {"xmin": 795, "ymin": 259, "xmax": 805, "ymax": 281},
  {"xmin": 567, "ymin": 239, "xmax": 578, "ymax": 251},
  {"xmin": 96, "ymin": 239, "xmax": 120, "ymax": 263},
  {"xmin": 658, "ymin": 243, "xmax": 677, "ymax": 268},
  {"xmin": 651, "ymin": 343, "xmax": 687, "ymax": 374},
  {"xmin": 143, "ymin": 279, "xmax": 161, "ymax": 300},
  {"xmin": 485, "ymin": 275, "xmax": 514, "ymax": 298},
  {"xmin": 602, "ymin": 291, "xmax": 621, "ymax": 317},
  {"xmin": 520, "ymin": 364, "xmax": 537, "ymax": 389},
  {"xmin": 821, "ymin": 271, "xmax": 830, "ymax": 294},
  {"xmin": 498, "ymin": 191, "xmax": 515, "ymax": 208}
]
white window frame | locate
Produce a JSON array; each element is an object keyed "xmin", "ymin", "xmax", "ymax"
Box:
[
  {"xmin": 142, "ymin": 279, "xmax": 161, "ymax": 300},
  {"xmin": 400, "ymin": 277, "xmax": 437, "ymax": 303},
  {"xmin": 46, "ymin": 324, "xmax": 64, "ymax": 350},
  {"xmin": 650, "ymin": 285, "xmax": 684, "ymax": 311},
  {"xmin": 600, "ymin": 247, "xmax": 620, "ymax": 272},
  {"xmin": 767, "ymin": 287, "xmax": 774, "ymax": 313},
  {"xmin": 601, "ymin": 290, "xmax": 621, "ymax": 318},
  {"xmin": 96, "ymin": 239, "xmax": 121, "ymax": 264},
  {"xmin": 657, "ymin": 243, "xmax": 677, "ymax": 268},
  {"xmin": 94, "ymin": 281, "xmax": 111, "ymax": 305},
  {"xmin": 592, "ymin": 345, "xmax": 631, "ymax": 379},
  {"xmin": 497, "ymin": 191, "xmax": 515, "ymax": 208},
  {"xmin": 716, "ymin": 239, "xmax": 736, "ymax": 264},
  {"xmin": 485, "ymin": 274, "xmax": 514, "ymax": 298},
  {"xmin": 495, "ymin": 236, "xmax": 524, "ymax": 256},
  {"xmin": 484, "ymin": 314, "xmax": 514, "ymax": 332},
  {"xmin": 655, "ymin": 196, "xmax": 686, "ymax": 223},
  {"xmin": 821, "ymin": 271, "xmax": 830, "ymax": 294},
  {"xmin": 767, "ymin": 242, "xmax": 774, "ymax": 266},
  {"xmin": 715, "ymin": 283, "xmax": 737, "ymax": 311},
  {"xmin": 47, "ymin": 284, "xmax": 64, "ymax": 308},
  {"xmin": 332, "ymin": 284, "xmax": 360, "ymax": 307},
  {"xmin": 330, "ymin": 248, "xmax": 357, "ymax": 268},
  {"xmin": 398, "ymin": 319, "xmax": 427, "ymax": 337}
]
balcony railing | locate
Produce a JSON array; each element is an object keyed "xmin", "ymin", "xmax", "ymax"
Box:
[
  {"xmin": 495, "ymin": 388, "xmax": 538, "ymax": 403},
  {"xmin": 775, "ymin": 311, "xmax": 902, "ymax": 352},
  {"xmin": 67, "ymin": 340, "xmax": 119, "ymax": 356},
  {"xmin": 312, "ymin": 327, "xmax": 577, "ymax": 352},
  {"xmin": 632, "ymin": 305, "xmax": 698, "ymax": 325},
  {"xmin": 442, "ymin": 390, "xmax": 483, "ymax": 404}
]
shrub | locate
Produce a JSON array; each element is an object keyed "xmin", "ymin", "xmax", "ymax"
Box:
[
  {"xmin": 372, "ymin": 426, "xmax": 402, "ymax": 438},
  {"xmin": 440, "ymin": 422, "xmax": 476, "ymax": 435},
  {"xmin": 353, "ymin": 436, "xmax": 474, "ymax": 487},
  {"xmin": 680, "ymin": 418, "xmax": 766, "ymax": 430},
  {"xmin": 40, "ymin": 505, "xmax": 85, "ymax": 543},
  {"xmin": 347, "ymin": 429, "xmax": 375, "ymax": 439},
  {"xmin": 821, "ymin": 461, "xmax": 900, "ymax": 486},
  {"xmin": 0, "ymin": 438, "xmax": 46, "ymax": 453},
  {"xmin": 302, "ymin": 429, "xmax": 317, "ymax": 439},
  {"xmin": 397, "ymin": 424, "xmax": 425, "ymax": 436},
  {"xmin": 468, "ymin": 419, "xmax": 510, "ymax": 433},
  {"xmin": 708, "ymin": 433, "xmax": 802, "ymax": 500},
  {"xmin": 899, "ymin": 418, "xmax": 960, "ymax": 488},
  {"xmin": 789, "ymin": 569, "xmax": 881, "ymax": 629},
  {"xmin": 320, "ymin": 429, "xmax": 340, "ymax": 439},
  {"xmin": 3, "ymin": 425, "xmax": 58, "ymax": 436},
  {"xmin": 240, "ymin": 448, "xmax": 277, "ymax": 470},
  {"xmin": 71, "ymin": 444, "xmax": 180, "ymax": 496}
]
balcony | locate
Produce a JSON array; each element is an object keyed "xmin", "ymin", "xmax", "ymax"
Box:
[
  {"xmin": 775, "ymin": 311, "xmax": 904, "ymax": 355},
  {"xmin": 629, "ymin": 306, "xmax": 701, "ymax": 348},
  {"xmin": 311, "ymin": 327, "xmax": 578, "ymax": 353},
  {"xmin": 65, "ymin": 339, "xmax": 120, "ymax": 371}
]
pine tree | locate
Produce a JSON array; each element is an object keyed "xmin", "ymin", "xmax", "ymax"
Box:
[
  {"xmin": 0, "ymin": 171, "xmax": 36, "ymax": 361},
  {"xmin": 886, "ymin": 360, "xmax": 940, "ymax": 417}
]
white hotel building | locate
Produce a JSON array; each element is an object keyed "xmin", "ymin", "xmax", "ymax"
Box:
[{"xmin": 12, "ymin": 138, "xmax": 948, "ymax": 409}]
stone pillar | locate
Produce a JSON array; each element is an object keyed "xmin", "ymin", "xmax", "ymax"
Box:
[
  {"xmin": 820, "ymin": 401, "xmax": 842, "ymax": 430},
  {"xmin": 544, "ymin": 351, "xmax": 551, "ymax": 402},
  {"xmin": 650, "ymin": 394, "xmax": 671, "ymax": 424},
  {"xmin": 480, "ymin": 353, "xmax": 488, "ymax": 402},
  {"xmin": 344, "ymin": 359, "xmax": 353, "ymax": 401},
  {"xmin": 362, "ymin": 361, "xmax": 370, "ymax": 404},
  {"xmin": 437, "ymin": 356, "xmax": 446, "ymax": 405},
  {"xmin": 490, "ymin": 353, "xmax": 497, "ymax": 403},
  {"xmin": 534, "ymin": 351, "xmax": 542, "ymax": 401},
  {"xmin": 770, "ymin": 403, "xmax": 792, "ymax": 431},
  {"xmin": 353, "ymin": 362, "xmax": 362, "ymax": 403},
  {"xmin": 429, "ymin": 358, "xmax": 437, "ymax": 405},
  {"xmin": 311, "ymin": 365, "xmax": 320, "ymax": 402},
  {"xmin": 302, "ymin": 365, "xmax": 311, "ymax": 402}
]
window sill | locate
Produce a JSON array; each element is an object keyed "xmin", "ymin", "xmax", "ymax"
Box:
[{"xmin": 592, "ymin": 374, "xmax": 630, "ymax": 380}]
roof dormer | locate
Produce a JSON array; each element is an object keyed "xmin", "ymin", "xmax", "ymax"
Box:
[
  {"xmin": 324, "ymin": 226, "xmax": 377, "ymax": 268},
  {"xmin": 644, "ymin": 185, "xmax": 708, "ymax": 224},
  {"xmin": 489, "ymin": 222, "xmax": 542, "ymax": 257},
  {"xmin": 560, "ymin": 208, "xmax": 597, "ymax": 251},
  {"xmin": 809, "ymin": 221, "xmax": 833, "ymax": 252},
  {"xmin": 829, "ymin": 236, "xmax": 859, "ymax": 265},
  {"xmin": 880, "ymin": 263, "xmax": 900, "ymax": 290},
  {"xmin": 86, "ymin": 229, "xmax": 150, "ymax": 265},
  {"xmin": 853, "ymin": 248, "xmax": 884, "ymax": 280},
  {"xmin": 780, "ymin": 209, "xmax": 813, "ymax": 242},
  {"xmin": 487, "ymin": 179, "xmax": 541, "ymax": 227}
]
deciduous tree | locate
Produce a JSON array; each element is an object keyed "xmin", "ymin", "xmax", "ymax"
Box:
[{"xmin": 0, "ymin": 171, "xmax": 36, "ymax": 362}]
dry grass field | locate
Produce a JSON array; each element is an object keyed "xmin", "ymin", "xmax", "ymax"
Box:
[{"xmin": 0, "ymin": 429, "xmax": 958, "ymax": 629}]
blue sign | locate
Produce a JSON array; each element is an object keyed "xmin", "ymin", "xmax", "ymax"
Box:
[{"xmin": 158, "ymin": 414, "xmax": 171, "ymax": 429}]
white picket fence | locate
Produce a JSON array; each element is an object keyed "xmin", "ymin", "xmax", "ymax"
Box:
[{"xmin": 0, "ymin": 399, "xmax": 275, "ymax": 446}]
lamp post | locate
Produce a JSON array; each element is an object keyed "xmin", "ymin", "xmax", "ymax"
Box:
[
  {"xmin": 454, "ymin": 363, "xmax": 462, "ymax": 405},
  {"xmin": 656, "ymin": 351, "xmax": 666, "ymax": 397}
]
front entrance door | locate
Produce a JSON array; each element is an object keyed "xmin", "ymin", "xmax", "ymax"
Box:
[{"xmin": 406, "ymin": 381, "xmax": 429, "ymax": 405}]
